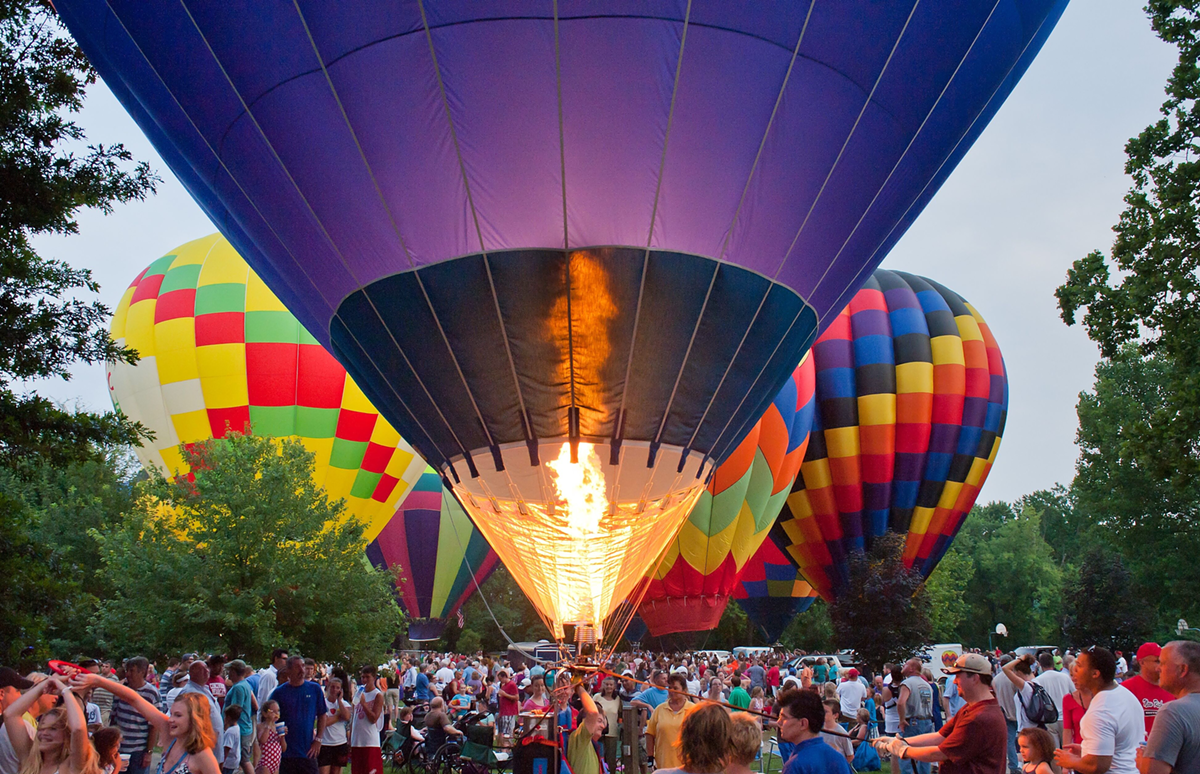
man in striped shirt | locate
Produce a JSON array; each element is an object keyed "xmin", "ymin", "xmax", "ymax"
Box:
[{"xmin": 109, "ymin": 657, "xmax": 160, "ymax": 774}]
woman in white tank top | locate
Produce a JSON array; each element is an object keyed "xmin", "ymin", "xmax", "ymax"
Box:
[{"xmin": 349, "ymin": 668, "xmax": 385, "ymax": 774}]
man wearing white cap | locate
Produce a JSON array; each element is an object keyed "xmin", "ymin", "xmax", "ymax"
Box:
[{"xmin": 874, "ymin": 653, "xmax": 1008, "ymax": 774}]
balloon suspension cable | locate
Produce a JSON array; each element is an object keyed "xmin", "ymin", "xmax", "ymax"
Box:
[{"xmin": 441, "ymin": 488, "xmax": 517, "ymax": 647}]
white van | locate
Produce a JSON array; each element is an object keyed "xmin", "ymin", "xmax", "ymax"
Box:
[
  {"xmin": 733, "ymin": 646, "xmax": 776, "ymax": 660},
  {"xmin": 920, "ymin": 643, "xmax": 964, "ymax": 682}
]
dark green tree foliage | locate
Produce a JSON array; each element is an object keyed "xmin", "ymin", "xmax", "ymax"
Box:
[
  {"xmin": 828, "ymin": 533, "xmax": 931, "ymax": 673},
  {"xmin": 953, "ymin": 503, "xmax": 1063, "ymax": 646},
  {"xmin": 1073, "ymin": 349, "xmax": 1200, "ymax": 630},
  {"xmin": 94, "ymin": 434, "xmax": 402, "ymax": 665},
  {"xmin": 924, "ymin": 544, "xmax": 976, "ymax": 642},
  {"xmin": 0, "ymin": 0, "xmax": 155, "ymax": 466},
  {"xmin": 779, "ymin": 599, "xmax": 837, "ymax": 654},
  {"xmin": 1056, "ymin": 2, "xmax": 1200, "ymax": 486},
  {"xmin": 1062, "ymin": 546, "xmax": 1155, "ymax": 652},
  {"xmin": 0, "ymin": 451, "xmax": 137, "ymax": 666},
  {"xmin": 442, "ymin": 564, "xmax": 548, "ymax": 653},
  {"xmin": 0, "ymin": 489, "xmax": 71, "ymax": 669}
]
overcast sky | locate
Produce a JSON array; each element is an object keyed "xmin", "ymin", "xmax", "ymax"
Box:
[{"xmin": 26, "ymin": 0, "xmax": 1175, "ymax": 504}]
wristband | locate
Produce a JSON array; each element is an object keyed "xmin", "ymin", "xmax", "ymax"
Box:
[{"xmin": 901, "ymin": 747, "xmax": 908, "ymax": 760}]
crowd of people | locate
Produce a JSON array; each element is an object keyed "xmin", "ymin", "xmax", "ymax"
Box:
[{"xmin": 1, "ymin": 642, "xmax": 1197, "ymax": 774}]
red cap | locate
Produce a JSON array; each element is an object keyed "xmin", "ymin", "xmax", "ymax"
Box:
[
  {"xmin": 847, "ymin": 668, "xmax": 859, "ymax": 678},
  {"xmin": 1136, "ymin": 642, "xmax": 1161, "ymax": 661}
]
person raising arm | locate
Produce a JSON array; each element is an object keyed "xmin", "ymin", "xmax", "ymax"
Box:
[{"xmin": 4, "ymin": 675, "xmax": 97, "ymax": 774}]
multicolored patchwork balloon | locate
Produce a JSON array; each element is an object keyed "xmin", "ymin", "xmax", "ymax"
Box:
[
  {"xmin": 635, "ymin": 354, "xmax": 816, "ymax": 636},
  {"xmin": 733, "ymin": 531, "xmax": 818, "ymax": 643},
  {"xmin": 107, "ymin": 234, "xmax": 427, "ymax": 541},
  {"xmin": 366, "ymin": 469, "xmax": 501, "ymax": 641},
  {"xmin": 775, "ymin": 269, "xmax": 1007, "ymax": 600}
]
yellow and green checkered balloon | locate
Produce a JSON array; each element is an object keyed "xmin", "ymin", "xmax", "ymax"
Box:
[{"xmin": 107, "ymin": 234, "xmax": 427, "ymax": 541}]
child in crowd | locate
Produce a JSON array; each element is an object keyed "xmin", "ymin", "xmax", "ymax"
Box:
[
  {"xmin": 221, "ymin": 706, "xmax": 243, "ymax": 774},
  {"xmin": 92, "ymin": 727, "xmax": 123, "ymax": 774},
  {"xmin": 256, "ymin": 701, "xmax": 285, "ymax": 774},
  {"xmin": 1018, "ymin": 728, "xmax": 1057, "ymax": 774}
]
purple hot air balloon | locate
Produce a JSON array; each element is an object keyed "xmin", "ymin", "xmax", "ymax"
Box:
[{"xmin": 56, "ymin": 0, "xmax": 1065, "ymax": 646}]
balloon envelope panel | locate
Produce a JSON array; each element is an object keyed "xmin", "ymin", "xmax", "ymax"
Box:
[
  {"xmin": 636, "ymin": 354, "xmax": 815, "ymax": 636},
  {"xmin": 733, "ymin": 525, "xmax": 819, "ymax": 643},
  {"xmin": 59, "ymin": 0, "xmax": 1066, "ymax": 476},
  {"xmin": 107, "ymin": 234, "xmax": 427, "ymax": 541},
  {"xmin": 366, "ymin": 469, "xmax": 501, "ymax": 642},
  {"xmin": 776, "ymin": 269, "xmax": 1007, "ymax": 600}
]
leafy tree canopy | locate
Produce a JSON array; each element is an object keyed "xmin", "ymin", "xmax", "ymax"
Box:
[
  {"xmin": 828, "ymin": 532, "xmax": 931, "ymax": 673},
  {"xmin": 1056, "ymin": 1, "xmax": 1200, "ymax": 486},
  {"xmin": 0, "ymin": 0, "xmax": 156, "ymax": 467},
  {"xmin": 93, "ymin": 433, "xmax": 402, "ymax": 665},
  {"xmin": 1062, "ymin": 546, "xmax": 1155, "ymax": 652}
]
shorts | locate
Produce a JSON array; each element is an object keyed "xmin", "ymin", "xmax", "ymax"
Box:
[
  {"xmin": 317, "ymin": 744, "xmax": 350, "ymax": 768},
  {"xmin": 350, "ymin": 747, "xmax": 382, "ymax": 774},
  {"xmin": 497, "ymin": 715, "xmax": 516, "ymax": 737},
  {"xmin": 279, "ymin": 758, "xmax": 318, "ymax": 774},
  {"xmin": 241, "ymin": 734, "xmax": 255, "ymax": 765}
]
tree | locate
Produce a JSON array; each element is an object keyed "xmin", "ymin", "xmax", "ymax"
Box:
[
  {"xmin": 93, "ymin": 433, "xmax": 402, "ymax": 665},
  {"xmin": 924, "ymin": 545, "xmax": 975, "ymax": 642},
  {"xmin": 0, "ymin": 450, "xmax": 139, "ymax": 664},
  {"xmin": 450, "ymin": 564, "xmax": 549, "ymax": 653},
  {"xmin": 0, "ymin": 0, "xmax": 157, "ymax": 466},
  {"xmin": 1062, "ymin": 546, "xmax": 1155, "ymax": 652},
  {"xmin": 1055, "ymin": 2, "xmax": 1200, "ymax": 486},
  {"xmin": 957, "ymin": 506, "xmax": 1063, "ymax": 647},
  {"xmin": 779, "ymin": 599, "xmax": 837, "ymax": 654},
  {"xmin": 1071, "ymin": 348, "xmax": 1200, "ymax": 631},
  {"xmin": 828, "ymin": 533, "xmax": 931, "ymax": 673},
  {"xmin": 0, "ymin": 488, "xmax": 71, "ymax": 669}
]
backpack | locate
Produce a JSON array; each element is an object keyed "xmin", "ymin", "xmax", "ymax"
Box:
[{"xmin": 1017, "ymin": 680, "xmax": 1059, "ymax": 728}]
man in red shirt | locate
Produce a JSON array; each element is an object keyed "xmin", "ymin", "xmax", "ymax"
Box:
[
  {"xmin": 1123, "ymin": 642, "xmax": 1175, "ymax": 735},
  {"xmin": 768, "ymin": 662, "xmax": 781, "ymax": 698},
  {"xmin": 875, "ymin": 653, "xmax": 1008, "ymax": 774},
  {"xmin": 497, "ymin": 669, "xmax": 520, "ymax": 745}
]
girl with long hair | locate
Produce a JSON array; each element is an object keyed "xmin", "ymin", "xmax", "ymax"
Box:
[
  {"xmin": 70, "ymin": 674, "xmax": 219, "ymax": 774},
  {"xmin": 4, "ymin": 676, "xmax": 100, "ymax": 774}
]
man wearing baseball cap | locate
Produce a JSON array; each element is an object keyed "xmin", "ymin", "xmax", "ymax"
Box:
[
  {"xmin": 1124, "ymin": 643, "xmax": 1175, "ymax": 735},
  {"xmin": 874, "ymin": 653, "xmax": 1008, "ymax": 774}
]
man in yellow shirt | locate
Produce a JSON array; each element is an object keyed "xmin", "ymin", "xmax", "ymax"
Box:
[
  {"xmin": 568, "ymin": 685, "xmax": 605, "ymax": 774},
  {"xmin": 646, "ymin": 675, "xmax": 691, "ymax": 769}
]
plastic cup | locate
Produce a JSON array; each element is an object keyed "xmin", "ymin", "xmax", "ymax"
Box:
[{"xmin": 275, "ymin": 721, "xmax": 286, "ymax": 734}]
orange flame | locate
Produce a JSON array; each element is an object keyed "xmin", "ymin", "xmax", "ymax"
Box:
[{"xmin": 546, "ymin": 442, "xmax": 610, "ymax": 629}]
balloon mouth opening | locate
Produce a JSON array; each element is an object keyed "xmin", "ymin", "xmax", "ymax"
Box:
[{"xmin": 447, "ymin": 438, "xmax": 711, "ymax": 643}]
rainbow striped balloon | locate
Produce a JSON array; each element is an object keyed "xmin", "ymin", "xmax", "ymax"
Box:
[
  {"xmin": 107, "ymin": 234, "xmax": 427, "ymax": 541},
  {"xmin": 366, "ymin": 469, "xmax": 501, "ymax": 641},
  {"xmin": 635, "ymin": 354, "xmax": 816, "ymax": 636},
  {"xmin": 776, "ymin": 269, "xmax": 1007, "ymax": 600}
]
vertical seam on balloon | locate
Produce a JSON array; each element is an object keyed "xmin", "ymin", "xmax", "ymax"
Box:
[
  {"xmin": 806, "ymin": 0, "xmax": 1003, "ymax": 314},
  {"xmin": 611, "ymin": 0, "xmax": 692, "ymax": 462},
  {"xmin": 677, "ymin": 1, "xmax": 815, "ymax": 463},
  {"xmin": 769, "ymin": 0, "xmax": 923, "ymax": 283},
  {"xmin": 819, "ymin": 5, "xmax": 1057, "ymax": 326},
  {"xmin": 107, "ymin": 0, "xmax": 449, "ymax": 463},
  {"xmin": 289, "ymin": 0, "xmax": 419, "ymax": 272},
  {"xmin": 286, "ymin": 0, "xmax": 498, "ymax": 473},
  {"xmin": 553, "ymin": 0, "xmax": 578, "ymax": 427},
  {"xmin": 417, "ymin": 0, "xmax": 538, "ymax": 481}
]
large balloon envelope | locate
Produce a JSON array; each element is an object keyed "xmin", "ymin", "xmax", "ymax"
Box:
[
  {"xmin": 635, "ymin": 354, "xmax": 815, "ymax": 636},
  {"xmin": 733, "ymin": 532, "xmax": 819, "ymax": 644},
  {"xmin": 367, "ymin": 469, "xmax": 501, "ymax": 641},
  {"xmin": 776, "ymin": 269, "xmax": 1008, "ymax": 600},
  {"xmin": 60, "ymin": 0, "xmax": 1061, "ymax": 642},
  {"xmin": 107, "ymin": 234, "xmax": 427, "ymax": 540}
]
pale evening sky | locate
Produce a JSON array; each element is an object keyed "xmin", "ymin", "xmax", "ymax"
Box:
[{"xmin": 26, "ymin": 0, "xmax": 1176, "ymax": 504}]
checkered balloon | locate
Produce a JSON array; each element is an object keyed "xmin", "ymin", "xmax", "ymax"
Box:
[{"xmin": 107, "ymin": 233, "xmax": 427, "ymax": 541}]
